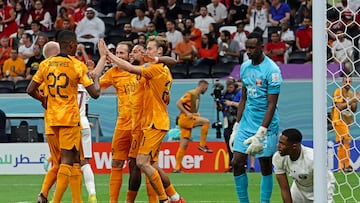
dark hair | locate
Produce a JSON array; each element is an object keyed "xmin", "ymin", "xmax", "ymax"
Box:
[
  {"xmin": 56, "ymin": 30, "xmax": 76, "ymax": 48},
  {"xmin": 201, "ymin": 33, "xmax": 216, "ymax": 49},
  {"xmin": 247, "ymin": 31, "xmax": 263, "ymax": 44},
  {"xmin": 282, "ymin": 128, "xmax": 302, "ymax": 143},
  {"xmin": 182, "ymin": 29, "xmax": 191, "ymax": 36},
  {"xmin": 221, "ymin": 30, "xmax": 231, "ymax": 38}
]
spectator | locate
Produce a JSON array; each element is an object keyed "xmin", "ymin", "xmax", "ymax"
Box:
[
  {"xmin": 115, "ymin": 0, "xmax": 137, "ymax": 22},
  {"xmin": 195, "ymin": 33, "xmax": 218, "ymax": 67},
  {"xmin": 36, "ymin": 33, "xmax": 49, "ymax": 54},
  {"xmin": 54, "ymin": 7, "xmax": 76, "ymax": 31},
  {"xmin": 96, "ymin": 0, "xmax": 117, "ymax": 17},
  {"xmin": 152, "ymin": 5, "xmax": 167, "ymax": 33},
  {"xmin": 175, "ymin": 29, "xmax": 198, "ymax": 65},
  {"xmin": 342, "ymin": 11, "xmax": 360, "ymax": 71},
  {"xmin": 75, "ymin": 7, "xmax": 105, "ymax": 48},
  {"xmin": 131, "ymin": 5, "xmax": 151, "ymax": 34},
  {"xmin": 295, "ymin": 16, "xmax": 312, "ymax": 51},
  {"xmin": 14, "ymin": 1, "xmax": 28, "ymax": 27},
  {"xmin": 0, "ymin": 36, "xmax": 12, "ymax": 75},
  {"xmin": 295, "ymin": 0, "xmax": 312, "ymax": 26},
  {"xmin": 264, "ymin": 31, "xmax": 286, "ymax": 64},
  {"xmin": 166, "ymin": 0, "xmax": 182, "ymax": 21},
  {"xmin": 18, "ymin": 33, "xmax": 34, "ymax": 64},
  {"xmin": 75, "ymin": 43, "xmax": 92, "ymax": 65},
  {"xmin": 227, "ymin": 0, "xmax": 248, "ymax": 25},
  {"xmin": 0, "ymin": 0, "xmax": 18, "ymax": 38},
  {"xmin": 231, "ymin": 22, "xmax": 249, "ymax": 52},
  {"xmin": 2, "ymin": 48, "xmax": 25, "ymax": 83},
  {"xmin": 207, "ymin": 0, "xmax": 228, "ymax": 24},
  {"xmin": 136, "ymin": 33, "xmax": 147, "ymax": 47},
  {"xmin": 120, "ymin": 23, "xmax": 139, "ymax": 45},
  {"xmin": 73, "ymin": 0, "xmax": 88, "ymax": 24},
  {"xmin": 218, "ymin": 30, "xmax": 240, "ymax": 64},
  {"xmin": 208, "ymin": 23, "xmax": 220, "ymax": 42},
  {"xmin": 29, "ymin": 20, "xmax": 42, "ymax": 45},
  {"xmin": 60, "ymin": 0, "xmax": 79, "ymax": 14},
  {"xmin": 25, "ymin": 44, "xmax": 44, "ymax": 80},
  {"xmin": 195, "ymin": 6, "xmax": 215, "ymax": 34},
  {"xmin": 145, "ymin": 22, "xmax": 159, "ymax": 39},
  {"xmin": 185, "ymin": 18, "xmax": 202, "ymax": 49},
  {"xmin": 165, "ymin": 20, "xmax": 183, "ymax": 58},
  {"xmin": 26, "ymin": 0, "xmax": 52, "ymax": 31},
  {"xmin": 246, "ymin": 0, "xmax": 269, "ymax": 40},
  {"xmin": 280, "ymin": 22, "xmax": 295, "ymax": 63},
  {"xmin": 9, "ymin": 24, "xmax": 26, "ymax": 49},
  {"xmin": 268, "ymin": 0, "xmax": 290, "ymax": 26},
  {"xmin": 332, "ymin": 29, "xmax": 354, "ymax": 75}
]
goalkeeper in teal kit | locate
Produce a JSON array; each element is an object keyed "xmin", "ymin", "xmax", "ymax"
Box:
[{"xmin": 229, "ymin": 32, "xmax": 282, "ymax": 203}]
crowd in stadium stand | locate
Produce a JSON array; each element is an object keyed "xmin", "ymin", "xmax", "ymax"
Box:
[{"xmin": 0, "ymin": 0, "xmax": 359, "ymax": 87}]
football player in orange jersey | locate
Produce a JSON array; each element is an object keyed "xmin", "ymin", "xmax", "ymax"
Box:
[
  {"xmin": 103, "ymin": 36, "xmax": 186, "ymax": 203},
  {"xmin": 27, "ymin": 30, "xmax": 106, "ymax": 203}
]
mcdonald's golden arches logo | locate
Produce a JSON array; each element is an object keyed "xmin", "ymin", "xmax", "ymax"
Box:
[{"xmin": 214, "ymin": 148, "xmax": 229, "ymax": 171}]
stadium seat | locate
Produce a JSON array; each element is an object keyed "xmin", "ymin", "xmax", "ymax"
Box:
[
  {"xmin": 188, "ymin": 64, "xmax": 211, "ymax": 78},
  {"xmin": 81, "ymin": 41, "xmax": 96, "ymax": 55},
  {"xmin": 14, "ymin": 79, "xmax": 31, "ymax": 93},
  {"xmin": 0, "ymin": 80, "xmax": 14, "ymax": 93},
  {"xmin": 219, "ymin": 25, "xmax": 237, "ymax": 34},
  {"xmin": 105, "ymin": 30, "xmax": 125, "ymax": 46},
  {"xmin": 10, "ymin": 121, "xmax": 39, "ymax": 143},
  {"xmin": 100, "ymin": 16, "xmax": 116, "ymax": 27},
  {"xmin": 115, "ymin": 17, "xmax": 131, "ymax": 28},
  {"xmin": 211, "ymin": 63, "xmax": 237, "ymax": 78},
  {"xmin": 287, "ymin": 51, "xmax": 307, "ymax": 64},
  {"xmin": 180, "ymin": 3, "xmax": 193, "ymax": 17},
  {"xmin": 0, "ymin": 109, "xmax": 7, "ymax": 143},
  {"xmin": 171, "ymin": 63, "xmax": 189, "ymax": 79}
]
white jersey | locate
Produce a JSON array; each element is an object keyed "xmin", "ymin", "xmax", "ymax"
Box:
[
  {"xmin": 273, "ymin": 145, "xmax": 335, "ymax": 202},
  {"xmin": 78, "ymin": 84, "xmax": 90, "ymax": 129}
]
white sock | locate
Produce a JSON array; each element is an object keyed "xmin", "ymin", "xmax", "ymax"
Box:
[
  {"xmin": 170, "ymin": 193, "xmax": 180, "ymax": 201},
  {"xmin": 81, "ymin": 164, "xmax": 96, "ymax": 195}
]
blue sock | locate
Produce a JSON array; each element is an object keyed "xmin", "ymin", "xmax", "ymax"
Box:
[
  {"xmin": 260, "ymin": 174, "xmax": 273, "ymax": 203},
  {"xmin": 234, "ymin": 173, "xmax": 249, "ymax": 203}
]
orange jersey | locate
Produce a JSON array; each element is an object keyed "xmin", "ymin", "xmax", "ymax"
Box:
[
  {"xmin": 179, "ymin": 90, "xmax": 200, "ymax": 115},
  {"xmin": 100, "ymin": 66, "xmax": 136, "ymax": 130},
  {"xmin": 32, "ymin": 54, "xmax": 93, "ymax": 127},
  {"xmin": 140, "ymin": 63, "xmax": 172, "ymax": 130},
  {"xmin": 131, "ymin": 75, "xmax": 146, "ymax": 130},
  {"xmin": 332, "ymin": 87, "xmax": 354, "ymax": 125}
]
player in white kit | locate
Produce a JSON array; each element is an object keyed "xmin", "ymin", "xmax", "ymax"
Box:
[
  {"xmin": 78, "ymin": 84, "xmax": 97, "ymax": 203},
  {"xmin": 272, "ymin": 128, "xmax": 335, "ymax": 203}
]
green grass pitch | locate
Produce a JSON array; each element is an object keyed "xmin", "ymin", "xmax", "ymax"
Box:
[{"xmin": 0, "ymin": 172, "xmax": 359, "ymax": 203}]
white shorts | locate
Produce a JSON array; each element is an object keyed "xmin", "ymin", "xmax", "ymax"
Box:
[
  {"xmin": 291, "ymin": 180, "xmax": 334, "ymax": 203},
  {"xmin": 81, "ymin": 128, "xmax": 92, "ymax": 158}
]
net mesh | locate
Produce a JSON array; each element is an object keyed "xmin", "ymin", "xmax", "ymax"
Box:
[{"xmin": 326, "ymin": 0, "xmax": 360, "ymax": 202}]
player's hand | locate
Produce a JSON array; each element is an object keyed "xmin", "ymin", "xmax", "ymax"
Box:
[
  {"xmin": 244, "ymin": 126, "xmax": 267, "ymax": 155},
  {"xmin": 229, "ymin": 122, "xmax": 238, "ymax": 152}
]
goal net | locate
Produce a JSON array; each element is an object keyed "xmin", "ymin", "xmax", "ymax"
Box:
[{"xmin": 326, "ymin": 0, "xmax": 360, "ymax": 202}]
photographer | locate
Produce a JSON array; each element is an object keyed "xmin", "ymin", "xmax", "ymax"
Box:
[{"xmin": 219, "ymin": 78, "xmax": 242, "ymax": 172}]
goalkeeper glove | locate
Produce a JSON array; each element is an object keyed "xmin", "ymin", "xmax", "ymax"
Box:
[
  {"xmin": 229, "ymin": 122, "xmax": 239, "ymax": 152},
  {"xmin": 243, "ymin": 126, "xmax": 267, "ymax": 155}
]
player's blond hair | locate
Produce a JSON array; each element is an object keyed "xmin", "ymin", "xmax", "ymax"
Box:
[{"xmin": 147, "ymin": 36, "xmax": 168, "ymax": 55}]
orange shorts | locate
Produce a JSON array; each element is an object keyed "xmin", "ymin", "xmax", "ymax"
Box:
[
  {"xmin": 178, "ymin": 114, "xmax": 197, "ymax": 139},
  {"xmin": 334, "ymin": 123, "xmax": 351, "ymax": 143},
  {"xmin": 46, "ymin": 133, "xmax": 60, "ymax": 165},
  {"xmin": 138, "ymin": 128, "xmax": 167, "ymax": 162},
  {"xmin": 129, "ymin": 129, "xmax": 142, "ymax": 159},
  {"xmin": 51, "ymin": 126, "xmax": 81, "ymax": 151},
  {"xmin": 112, "ymin": 129, "xmax": 132, "ymax": 160}
]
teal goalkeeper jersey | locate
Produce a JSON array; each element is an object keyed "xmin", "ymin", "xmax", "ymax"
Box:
[{"xmin": 239, "ymin": 55, "xmax": 282, "ymax": 134}]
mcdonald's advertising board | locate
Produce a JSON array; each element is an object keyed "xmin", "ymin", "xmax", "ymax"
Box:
[{"xmin": 90, "ymin": 142, "xmax": 232, "ymax": 173}]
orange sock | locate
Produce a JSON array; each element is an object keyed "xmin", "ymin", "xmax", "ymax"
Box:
[
  {"xmin": 110, "ymin": 167, "xmax": 123, "ymax": 203},
  {"xmin": 199, "ymin": 123, "xmax": 209, "ymax": 147},
  {"xmin": 344, "ymin": 143, "xmax": 351, "ymax": 167},
  {"xmin": 41, "ymin": 165, "xmax": 59, "ymax": 198},
  {"xmin": 165, "ymin": 184, "xmax": 176, "ymax": 197},
  {"xmin": 53, "ymin": 164, "xmax": 72, "ymax": 203},
  {"xmin": 146, "ymin": 177, "xmax": 158, "ymax": 203},
  {"xmin": 338, "ymin": 144, "xmax": 346, "ymax": 169},
  {"xmin": 70, "ymin": 163, "xmax": 83, "ymax": 203},
  {"xmin": 125, "ymin": 190, "xmax": 137, "ymax": 203},
  {"xmin": 149, "ymin": 170, "xmax": 167, "ymax": 200},
  {"xmin": 175, "ymin": 148, "xmax": 185, "ymax": 170}
]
